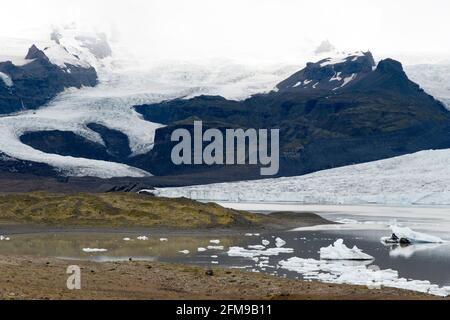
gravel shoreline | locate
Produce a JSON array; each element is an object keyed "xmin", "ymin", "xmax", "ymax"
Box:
[{"xmin": 0, "ymin": 254, "xmax": 444, "ymax": 300}]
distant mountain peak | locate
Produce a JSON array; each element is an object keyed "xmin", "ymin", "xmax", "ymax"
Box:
[
  {"xmin": 25, "ymin": 45, "xmax": 49, "ymax": 61},
  {"xmin": 276, "ymin": 51, "xmax": 375, "ymax": 93}
]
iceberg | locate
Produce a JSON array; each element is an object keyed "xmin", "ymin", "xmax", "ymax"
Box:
[
  {"xmin": 381, "ymin": 226, "xmax": 445, "ymax": 244},
  {"xmin": 319, "ymin": 239, "xmax": 374, "ymax": 261}
]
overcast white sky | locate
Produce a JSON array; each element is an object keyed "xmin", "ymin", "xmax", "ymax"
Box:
[{"xmin": 1, "ymin": 0, "xmax": 449, "ymax": 63}]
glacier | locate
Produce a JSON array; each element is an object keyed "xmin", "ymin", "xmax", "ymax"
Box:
[{"xmin": 151, "ymin": 149, "xmax": 450, "ymax": 206}]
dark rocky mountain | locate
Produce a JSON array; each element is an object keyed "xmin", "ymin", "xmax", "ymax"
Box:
[
  {"xmin": 0, "ymin": 45, "xmax": 97, "ymax": 114},
  {"xmin": 276, "ymin": 51, "xmax": 376, "ymax": 93}
]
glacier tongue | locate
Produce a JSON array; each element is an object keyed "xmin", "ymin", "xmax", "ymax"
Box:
[{"xmin": 151, "ymin": 149, "xmax": 450, "ymax": 206}]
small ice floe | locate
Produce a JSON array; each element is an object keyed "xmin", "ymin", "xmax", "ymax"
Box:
[
  {"xmin": 262, "ymin": 240, "xmax": 270, "ymax": 246},
  {"xmin": 248, "ymin": 245, "xmax": 266, "ymax": 250},
  {"xmin": 137, "ymin": 236, "xmax": 149, "ymax": 241},
  {"xmin": 381, "ymin": 226, "xmax": 445, "ymax": 245},
  {"xmin": 197, "ymin": 247, "xmax": 207, "ymax": 252},
  {"xmin": 278, "ymin": 258, "xmax": 450, "ymax": 297},
  {"xmin": 82, "ymin": 248, "xmax": 108, "ymax": 253},
  {"xmin": 179, "ymin": 250, "xmax": 190, "ymax": 255},
  {"xmin": 211, "ymin": 255, "xmax": 218, "ymax": 258},
  {"xmin": 160, "ymin": 238, "xmax": 168, "ymax": 242},
  {"xmin": 320, "ymin": 239, "xmax": 374, "ymax": 261},
  {"xmin": 275, "ymin": 237, "xmax": 287, "ymax": 248},
  {"xmin": 0, "ymin": 235, "xmax": 11, "ymax": 241},
  {"xmin": 210, "ymin": 240, "xmax": 221, "ymax": 244},
  {"xmin": 123, "ymin": 237, "xmax": 131, "ymax": 241},
  {"xmin": 245, "ymin": 233, "xmax": 260, "ymax": 237},
  {"xmin": 211, "ymin": 261, "xmax": 219, "ymax": 264},
  {"xmin": 207, "ymin": 246, "xmax": 224, "ymax": 250},
  {"xmin": 228, "ymin": 246, "xmax": 293, "ymax": 258}
]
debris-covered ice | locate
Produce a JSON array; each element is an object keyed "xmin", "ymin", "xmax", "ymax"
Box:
[
  {"xmin": 381, "ymin": 226, "xmax": 445, "ymax": 244},
  {"xmin": 320, "ymin": 239, "xmax": 374, "ymax": 260}
]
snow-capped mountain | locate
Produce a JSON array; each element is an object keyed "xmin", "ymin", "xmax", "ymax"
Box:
[
  {"xmin": 151, "ymin": 148, "xmax": 450, "ymax": 206},
  {"xmin": 1, "ymin": 28, "xmax": 450, "ymax": 180},
  {"xmin": 276, "ymin": 51, "xmax": 376, "ymax": 93},
  {"xmin": 0, "ymin": 30, "xmax": 100, "ymax": 115}
]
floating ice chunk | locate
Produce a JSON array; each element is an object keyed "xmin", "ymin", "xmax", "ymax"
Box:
[
  {"xmin": 82, "ymin": 248, "xmax": 107, "ymax": 253},
  {"xmin": 248, "ymin": 245, "xmax": 266, "ymax": 250},
  {"xmin": 245, "ymin": 233, "xmax": 260, "ymax": 237},
  {"xmin": 211, "ymin": 255, "xmax": 218, "ymax": 258},
  {"xmin": 0, "ymin": 235, "xmax": 11, "ymax": 241},
  {"xmin": 160, "ymin": 238, "xmax": 168, "ymax": 242},
  {"xmin": 275, "ymin": 237, "xmax": 287, "ymax": 248},
  {"xmin": 279, "ymin": 257, "xmax": 450, "ymax": 297},
  {"xmin": 197, "ymin": 247, "xmax": 207, "ymax": 252},
  {"xmin": 210, "ymin": 240, "xmax": 221, "ymax": 244},
  {"xmin": 320, "ymin": 239, "xmax": 374, "ymax": 260},
  {"xmin": 207, "ymin": 245, "xmax": 225, "ymax": 250},
  {"xmin": 227, "ymin": 246, "xmax": 294, "ymax": 258},
  {"xmin": 262, "ymin": 240, "xmax": 270, "ymax": 246},
  {"xmin": 383, "ymin": 226, "xmax": 445, "ymax": 244},
  {"xmin": 137, "ymin": 236, "xmax": 149, "ymax": 241},
  {"xmin": 293, "ymin": 81, "xmax": 303, "ymax": 88},
  {"xmin": 179, "ymin": 250, "xmax": 190, "ymax": 255},
  {"xmin": 123, "ymin": 237, "xmax": 131, "ymax": 241}
]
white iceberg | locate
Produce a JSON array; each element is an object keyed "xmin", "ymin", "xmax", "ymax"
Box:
[
  {"xmin": 160, "ymin": 238, "xmax": 168, "ymax": 242},
  {"xmin": 275, "ymin": 237, "xmax": 287, "ymax": 248},
  {"xmin": 0, "ymin": 235, "xmax": 11, "ymax": 241},
  {"xmin": 320, "ymin": 239, "xmax": 374, "ymax": 261},
  {"xmin": 381, "ymin": 226, "xmax": 445, "ymax": 244},
  {"xmin": 197, "ymin": 247, "xmax": 207, "ymax": 252},
  {"xmin": 179, "ymin": 250, "xmax": 190, "ymax": 255},
  {"xmin": 210, "ymin": 240, "xmax": 221, "ymax": 244},
  {"xmin": 262, "ymin": 240, "xmax": 270, "ymax": 246},
  {"xmin": 137, "ymin": 236, "xmax": 149, "ymax": 241},
  {"xmin": 82, "ymin": 248, "xmax": 107, "ymax": 253}
]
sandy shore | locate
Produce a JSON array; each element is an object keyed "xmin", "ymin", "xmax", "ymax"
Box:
[{"xmin": 0, "ymin": 254, "xmax": 444, "ymax": 300}]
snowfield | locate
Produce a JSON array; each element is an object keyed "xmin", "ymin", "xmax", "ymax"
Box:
[{"xmin": 151, "ymin": 149, "xmax": 450, "ymax": 206}]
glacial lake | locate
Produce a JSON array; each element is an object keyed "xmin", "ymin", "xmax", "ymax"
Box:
[{"xmin": 1, "ymin": 203, "xmax": 450, "ymax": 295}]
